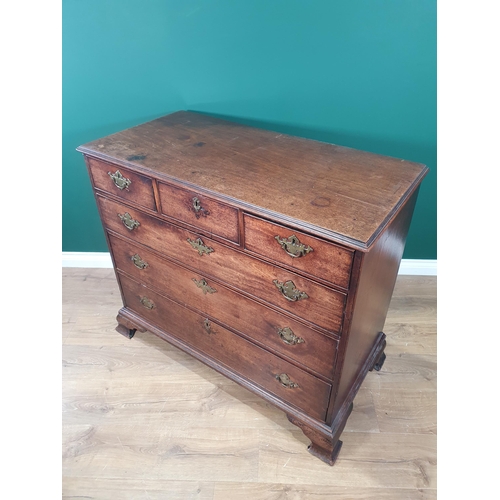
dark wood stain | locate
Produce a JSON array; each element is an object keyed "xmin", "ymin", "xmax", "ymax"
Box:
[
  {"xmin": 108, "ymin": 232, "xmax": 338, "ymax": 380},
  {"xmin": 78, "ymin": 110, "xmax": 428, "ymax": 466},
  {"xmin": 126, "ymin": 154, "xmax": 147, "ymax": 161},
  {"xmin": 244, "ymin": 214, "xmax": 353, "ymax": 289},
  {"xmin": 158, "ymin": 181, "xmax": 239, "ymax": 243},
  {"xmin": 77, "ymin": 111, "xmax": 428, "ymax": 251},
  {"xmin": 311, "ymin": 197, "xmax": 331, "ymax": 208},
  {"xmin": 118, "ymin": 273, "xmax": 331, "ymax": 421},
  {"xmin": 87, "ymin": 156, "xmax": 156, "ymax": 212},
  {"xmin": 96, "ymin": 194, "xmax": 346, "ymax": 334},
  {"xmin": 328, "ymin": 188, "xmax": 420, "ymax": 424}
]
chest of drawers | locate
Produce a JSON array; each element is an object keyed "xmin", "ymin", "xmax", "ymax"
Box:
[{"xmin": 78, "ymin": 111, "xmax": 428, "ymax": 465}]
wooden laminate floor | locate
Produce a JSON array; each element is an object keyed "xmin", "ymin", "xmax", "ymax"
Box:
[{"xmin": 62, "ymin": 269, "xmax": 437, "ymax": 499}]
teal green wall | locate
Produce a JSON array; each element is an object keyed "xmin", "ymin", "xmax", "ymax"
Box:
[{"xmin": 63, "ymin": 0, "xmax": 436, "ymax": 259}]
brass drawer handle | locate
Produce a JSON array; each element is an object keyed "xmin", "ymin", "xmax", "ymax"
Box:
[
  {"xmin": 278, "ymin": 327, "xmax": 304, "ymax": 345},
  {"xmin": 140, "ymin": 296, "xmax": 154, "ymax": 310},
  {"xmin": 192, "ymin": 278, "xmax": 217, "ymax": 295},
  {"xmin": 131, "ymin": 253, "xmax": 148, "ymax": 269},
  {"xmin": 203, "ymin": 318, "xmax": 215, "ymax": 334},
  {"xmin": 187, "ymin": 237, "xmax": 214, "ymax": 256},
  {"xmin": 108, "ymin": 170, "xmax": 131, "ymax": 190},
  {"xmin": 275, "ymin": 234, "xmax": 313, "ymax": 258},
  {"xmin": 273, "ymin": 280, "xmax": 309, "ymax": 302},
  {"xmin": 192, "ymin": 196, "xmax": 210, "ymax": 218},
  {"xmin": 118, "ymin": 212, "xmax": 140, "ymax": 231},
  {"xmin": 275, "ymin": 373, "xmax": 299, "ymax": 389}
]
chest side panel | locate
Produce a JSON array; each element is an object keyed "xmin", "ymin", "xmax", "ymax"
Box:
[{"xmin": 327, "ymin": 188, "xmax": 420, "ymax": 423}]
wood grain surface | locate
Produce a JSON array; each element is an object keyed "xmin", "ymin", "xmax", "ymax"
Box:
[
  {"xmin": 77, "ymin": 111, "xmax": 428, "ymax": 249},
  {"xmin": 87, "ymin": 156, "xmax": 157, "ymax": 212},
  {"xmin": 97, "ymin": 195, "xmax": 347, "ymax": 333},
  {"xmin": 108, "ymin": 233, "xmax": 339, "ymax": 380},
  {"xmin": 62, "ymin": 268, "xmax": 436, "ymax": 499},
  {"xmin": 117, "ymin": 273, "xmax": 332, "ymax": 420},
  {"xmin": 158, "ymin": 181, "xmax": 239, "ymax": 243},
  {"xmin": 244, "ymin": 213, "xmax": 353, "ymax": 288}
]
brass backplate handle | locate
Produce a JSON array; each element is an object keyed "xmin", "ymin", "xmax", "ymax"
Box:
[
  {"xmin": 192, "ymin": 196, "xmax": 210, "ymax": 219},
  {"xmin": 275, "ymin": 373, "xmax": 299, "ymax": 389},
  {"xmin": 277, "ymin": 326, "xmax": 305, "ymax": 345},
  {"xmin": 273, "ymin": 280, "xmax": 309, "ymax": 302},
  {"xmin": 131, "ymin": 253, "xmax": 148, "ymax": 269},
  {"xmin": 192, "ymin": 278, "xmax": 217, "ymax": 295},
  {"xmin": 140, "ymin": 296, "xmax": 154, "ymax": 310},
  {"xmin": 275, "ymin": 234, "xmax": 313, "ymax": 258},
  {"xmin": 108, "ymin": 170, "xmax": 131, "ymax": 190},
  {"xmin": 118, "ymin": 212, "xmax": 140, "ymax": 231},
  {"xmin": 187, "ymin": 237, "xmax": 214, "ymax": 256}
]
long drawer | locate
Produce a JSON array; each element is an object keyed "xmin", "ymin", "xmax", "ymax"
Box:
[
  {"xmin": 109, "ymin": 232, "xmax": 338, "ymax": 379},
  {"xmin": 119, "ymin": 273, "xmax": 332, "ymax": 421},
  {"xmin": 98, "ymin": 195, "xmax": 346, "ymax": 333}
]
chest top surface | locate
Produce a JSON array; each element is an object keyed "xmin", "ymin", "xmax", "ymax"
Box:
[{"xmin": 78, "ymin": 111, "xmax": 428, "ymax": 250}]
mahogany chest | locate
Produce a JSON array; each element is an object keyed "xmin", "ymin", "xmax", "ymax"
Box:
[{"xmin": 78, "ymin": 111, "xmax": 428, "ymax": 465}]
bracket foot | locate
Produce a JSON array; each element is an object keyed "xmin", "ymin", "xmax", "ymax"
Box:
[
  {"xmin": 287, "ymin": 402, "xmax": 353, "ymax": 466},
  {"xmin": 116, "ymin": 308, "xmax": 146, "ymax": 339},
  {"xmin": 370, "ymin": 338, "xmax": 387, "ymax": 371}
]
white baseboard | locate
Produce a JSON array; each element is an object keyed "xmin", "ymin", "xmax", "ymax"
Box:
[
  {"xmin": 62, "ymin": 252, "xmax": 437, "ymax": 276},
  {"xmin": 62, "ymin": 252, "xmax": 113, "ymax": 268},
  {"xmin": 398, "ymin": 259, "xmax": 437, "ymax": 276}
]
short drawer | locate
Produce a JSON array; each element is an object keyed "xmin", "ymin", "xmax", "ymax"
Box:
[
  {"xmin": 87, "ymin": 157, "xmax": 156, "ymax": 211},
  {"xmin": 158, "ymin": 181, "xmax": 239, "ymax": 243},
  {"xmin": 119, "ymin": 273, "xmax": 332, "ymax": 421},
  {"xmin": 244, "ymin": 214, "xmax": 353, "ymax": 289},
  {"xmin": 109, "ymin": 233, "xmax": 338, "ymax": 379},
  {"xmin": 97, "ymin": 195, "xmax": 346, "ymax": 334}
]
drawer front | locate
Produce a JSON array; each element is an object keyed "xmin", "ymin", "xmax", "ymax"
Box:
[
  {"xmin": 158, "ymin": 181, "xmax": 239, "ymax": 243},
  {"xmin": 119, "ymin": 273, "xmax": 332, "ymax": 421},
  {"xmin": 87, "ymin": 157, "xmax": 156, "ymax": 211},
  {"xmin": 244, "ymin": 214, "xmax": 353, "ymax": 289},
  {"xmin": 97, "ymin": 196, "xmax": 346, "ymax": 333},
  {"xmin": 109, "ymin": 233, "xmax": 338, "ymax": 379}
]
